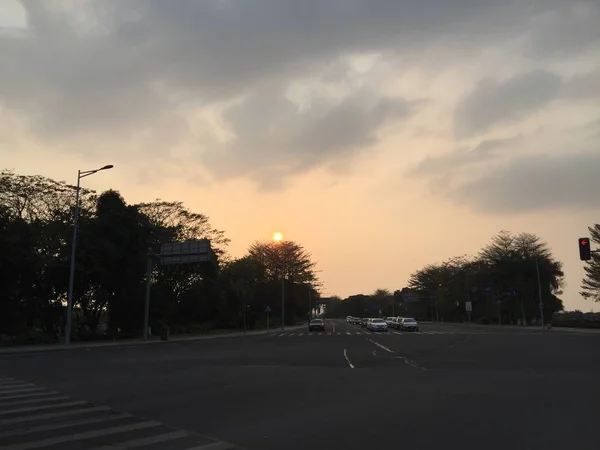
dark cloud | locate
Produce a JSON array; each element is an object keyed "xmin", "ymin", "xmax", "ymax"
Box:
[
  {"xmin": 203, "ymin": 88, "xmax": 412, "ymax": 189},
  {"xmin": 449, "ymin": 150, "xmax": 600, "ymax": 213},
  {"xmin": 1, "ymin": 1, "xmax": 599, "ymax": 186},
  {"xmin": 409, "ymin": 137, "xmax": 519, "ymax": 176},
  {"xmin": 454, "ymin": 67, "xmax": 600, "ymax": 138},
  {"xmin": 454, "ymin": 71, "xmax": 562, "ymax": 138}
]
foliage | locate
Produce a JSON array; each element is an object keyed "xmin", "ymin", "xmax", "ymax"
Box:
[
  {"xmin": 324, "ymin": 230, "xmax": 565, "ymax": 325},
  {"xmin": 581, "ymin": 224, "xmax": 600, "ymax": 302},
  {"xmin": 0, "ymin": 169, "xmax": 321, "ymax": 344}
]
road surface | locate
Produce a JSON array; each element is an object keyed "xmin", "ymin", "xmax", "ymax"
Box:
[{"xmin": 1, "ymin": 319, "xmax": 599, "ymax": 450}]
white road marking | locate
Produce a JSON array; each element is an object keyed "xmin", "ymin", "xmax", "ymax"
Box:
[
  {"xmin": 0, "ymin": 387, "xmax": 43, "ymax": 396},
  {"xmin": 355, "ymin": 332, "xmax": 361, "ymax": 335},
  {"xmin": 393, "ymin": 332, "xmax": 402, "ymax": 335},
  {"xmin": 185, "ymin": 441, "xmax": 238, "ymax": 450},
  {"xmin": 278, "ymin": 333, "xmax": 285, "ymax": 336},
  {"xmin": 0, "ymin": 395, "xmax": 71, "ymax": 408},
  {"xmin": 337, "ymin": 332, "xmax": 341, "ymax": 335},
  {"xmin": 6, "ymin": 420, "xmax": 160, "ymax": 450},
  {"xmin": 0, "ymin": 400, "xmax": 86, "ymax": 416},
  {"xmin": 368, "ymin": 339, "xmax": 394, "ymax": 354},
  {"xmin": 298, "ymin": 333, "xmax": 304, "ymax": 336},
  {"xmin": 343, "ymin": 349, "xmax": 355, "ymax": 369},
  {"xmin": 0, "ymin": 413, "xmax": 132, "ymax": 439},
  {"xmin": 318, "ymin": 333, "xmax": 323, "ymax": 336},
  {"xmin": 0, "ymin": 391, "xmax": 59, "ymax": 401},
  {"xmin": 0, "ymin": 380, "xmax": 27, "ymax": 386},
  {"xmin": 327, "ymin": 332, "xmax": 332, "ymax": 336},
  {"xmin": 332, "ymin": 323, "xmax": 336, "ymax": 333},
  {"xmin": 346, "ymin": 331, "xmax": 351, "ymax": 335},
  {"xmin": 2, "ymin": 405, "xmax": 112, "ymax": 425},
  {"xmin": 85, "ymin": 430, "xmax": 192, "ymax": 450}
]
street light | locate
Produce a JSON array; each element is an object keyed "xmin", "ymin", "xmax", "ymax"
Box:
[
  {"xmin": 65, "ymin": 164, "xmax": 114, "ymax": 345},
  {"xmin": 535, "ymin": 255, "xmax": 544, "ymax": 329},
  {"xmin": 273, "ymin": 232, "xmax": 285, "ymax": 331}
]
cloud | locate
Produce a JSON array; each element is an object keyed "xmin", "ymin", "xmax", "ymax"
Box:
[
  {"xmin": 453, "ymin": 71, "xmax": 563, "ymax": 138},
  {"xmin": 449, "ymin": 150, "xmax": 600, "ymax": 213},
  {"xmin": 1, "ymin": 1, "xmax": 600, "ymax": 188},
  {"xmin": 203, "ymin": 88, "xmax": 413, "ymax": 190},
  {"xmin": 409, "ymin": 137, "xmax": 519, "ymax": 177}
]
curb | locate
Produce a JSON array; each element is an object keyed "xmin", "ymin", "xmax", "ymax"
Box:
[{"xmin": 0, "ymin": 323, "xmax": 308, "ymax": 355}]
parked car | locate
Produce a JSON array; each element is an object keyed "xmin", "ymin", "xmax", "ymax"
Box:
[
  {"xmin": 361, "ymin": 318, "xmax": 369, "ymax": 328},
  {"xmin": 392, "ymin": 317, "xmax": 404, "ymax": 329},
  {"xmin": 400, "ymin": 317, "xmax": 419, "ymax": 332},
  {"xmin": 385, "ymin": 317, "xmax": 395, "ymax": 326},
  {"xmin": 309, "ymin": 318, "xmax": 325, "ymax": 332},
  {"xmin": 367, "ymin": 318, "xmax": 388, "ymax": 332},
  {"xmin": 346, "ymin": 316, "xmax": 353, "ymax": 323},
  {"xmin": 352, "ymin": 317, "xmax": 362, "ymax": 325}
]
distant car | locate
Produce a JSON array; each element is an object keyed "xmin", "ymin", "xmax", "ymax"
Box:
[
  {"xmin": 309, "ymin": 319, "xmax": 325, "ymax": 332},
  {"xmin": 352, "ymin": 317, "xmax": 362, "ymax": 325},
  {"xmin": 361, "ymin": 318, "xmax": 369, "ymax": 327},
  {"xmin": 400, "ymin": 318, "xmax": 419, "ymax": 332},
  {"xmin": 367, "ymin": 318, "xmax": 388, "ymax": 332},
  {"xmin": 391, "ymin": 317, "xmax": 403, "ymax": 329},
  {"xmin": 385, "ymin": 317, "xmax": 395, "ymax": 326},
  {"xmin": 346, "ymin": 316, "xmax": 352, "ymax": 323}
]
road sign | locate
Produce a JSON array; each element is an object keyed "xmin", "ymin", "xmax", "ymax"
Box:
[
  {"xmin": 465, "ymin": 301, "xmax": 472, "ymax": 312},
  {"xmin": 160, "ymin": 240, "xmax": 216, "ymax": 266},
  {"xmin": 265, "ymin": 306, "xmax": 271, "ymax": 313}
]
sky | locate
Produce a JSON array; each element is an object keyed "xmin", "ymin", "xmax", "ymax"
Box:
[{"xmin": 1, "ymin": 0, "xmax": 599, "ymax": 311}]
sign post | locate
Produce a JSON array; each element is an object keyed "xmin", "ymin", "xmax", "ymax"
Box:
[
  {"xmin": 265, "ymin": 306, "xmax": 271, "ymax": 331},
  {"xmin": 143, "ymin": 240, "xmax": 216, "ymax": 340}
]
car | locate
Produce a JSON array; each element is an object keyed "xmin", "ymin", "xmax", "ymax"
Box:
[
  {"xmin": 400, "ymin": 317, "xmax": 419, "ymax": 332},
  {"xmin": 385, "ymin": 317, "xmax": 395, "ymax": 326},
  {"xmin": 352, "ymin": 317, "xmax": 362, "ymax": 325},
  {"xmin": 361, "ymin": 318, "xmax": 369, "ymax": 327},
  {"xmin": 367, "ymin": 318, "xmax": 388, "ymax": 332},
  {"xmin": 346, "ymin": 316, "xmax": 352, "ymax": 323},
  {"xmin": 392, "ymin": 317, "xmax": 404, "ymax": 329},
  {"xmin": 309, "ymin": 318, "xmax": 325, "ymax": 332}
]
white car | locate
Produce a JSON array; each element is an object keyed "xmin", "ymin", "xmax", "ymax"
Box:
[
  {"xmin": 400, "ymin": 317, "xmax": 419, "ymax": 332},
  {"xmin": 367, "ymin": 318, "xmax": 388, "ymax": 332},
  {"xmin": 385, "ymin": 317, "xmax": 395, "ymax": 326}
]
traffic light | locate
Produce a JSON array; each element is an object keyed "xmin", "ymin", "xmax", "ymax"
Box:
[{"xmin": 579, "ymin": 237, "xmax": 592, "ymax": 261}]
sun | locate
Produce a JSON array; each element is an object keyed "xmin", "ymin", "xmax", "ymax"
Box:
[{"xmin": 273, "ymin": 232, "xmax": 283, "ymax": 242}]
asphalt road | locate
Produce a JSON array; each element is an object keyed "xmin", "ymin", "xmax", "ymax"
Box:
[{"xmin": 1, "ymin": 319, "xmax": 599, "ymax": 450}]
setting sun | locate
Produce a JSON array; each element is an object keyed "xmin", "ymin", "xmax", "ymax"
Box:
[{"xmin": 273, "ymin": 232, "xmax": 283, "ymax": 242}]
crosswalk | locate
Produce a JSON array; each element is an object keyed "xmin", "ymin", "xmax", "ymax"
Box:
[
  {"xmin": 270, "ymin": 330, "xmax": 465, "ymax": 337},
  {"xmin": 0, "ymin": 376, "xmax": 240, "ymax": 450}
]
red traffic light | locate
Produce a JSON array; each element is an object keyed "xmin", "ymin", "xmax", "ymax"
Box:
[{"xmin": 579, "ymin": 237, "xmax": 592, "ymax": 261}]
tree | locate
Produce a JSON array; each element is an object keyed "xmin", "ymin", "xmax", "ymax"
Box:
[
  {"xmin": 245, "ymin": 240, "xmax": 319, "ymax": 324},
  {"xmin": 0, "ymin": 170, "xmax": 230, "ymax": 343},
  {"xmin": 581, "ymin": 224, "xmax": 600, "ymax": 302},
  {"xmin": 403, "ymin": 231, "xmax": 564, "ymax": 324}
]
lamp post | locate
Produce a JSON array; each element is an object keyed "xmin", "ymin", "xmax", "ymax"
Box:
[
  {"xmin": 273, "ymin": 232, "xmax": 285, "ymax": 331},
  {"xmin": 535, "ymin": 255, "xmax": 544, "ymax": 329},
  {"xmin": 65, "ymin": 165, "xmax": 114, "ymax": 345}
]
